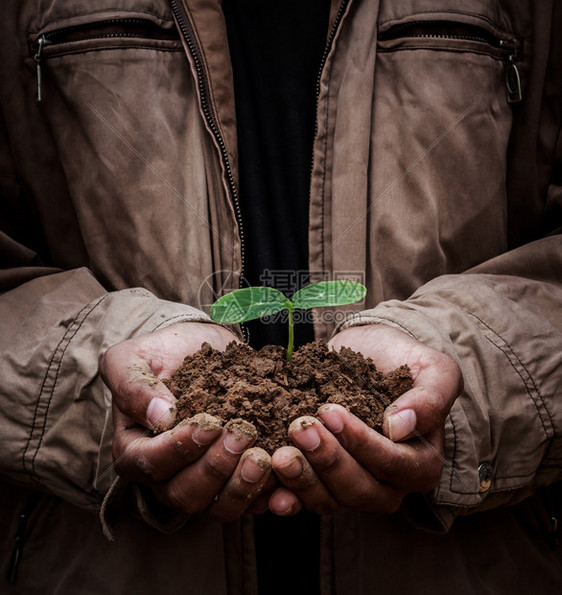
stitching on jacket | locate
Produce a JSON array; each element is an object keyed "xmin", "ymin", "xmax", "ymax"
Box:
[
  {"xmin": 31, "ymin": 45, "xmax": 183, "ymax": 60},
  {"xmin": 447, "ymin": 411, "xmax": 460, "ymax": 494},
  {"xmin": 437, "ymin": 473, "xmax": 536, "ymax": 506},
  {"xmin": 464, "ymin": 310, "xmax": 554, "ymax": 439},
  {"xmin": 152, "ymin": 313, "xmax": 207, "ymax": 331},
  {"xmin": 493, "ymin": 472, "xmax": 542, "ymax": 481},
  {"xmin": 368, "ymin": 316, "xmax": 422, "ymax": 340},
  {"xmin": 21, "ymin": 307, "xmax": 88, "ymax": 482},
  {"xmin": 22, "ymin": 295, "xmax": 110, "ymax": 482},
  {"xmin": 345, "ymin": 313, "xmax": 422, "ymax": 341}
]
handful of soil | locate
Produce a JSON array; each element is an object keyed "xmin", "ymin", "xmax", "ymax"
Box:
[{"xmin": 164, "ymin": 341, "xmax": 413, "ymax": 453}]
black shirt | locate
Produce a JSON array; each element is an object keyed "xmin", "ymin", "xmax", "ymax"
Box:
[{"xmin": 223, "ymin": 0, "xmax": 329, "ymax": 351}]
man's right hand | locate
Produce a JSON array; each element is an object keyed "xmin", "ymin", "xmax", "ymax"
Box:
[{"xmin": 99, "ymin": 321, "xmax": 272, "ymax": 522}]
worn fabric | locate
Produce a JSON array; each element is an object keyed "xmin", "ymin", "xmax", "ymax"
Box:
[{"xmin": 0, "ymin": 0, "xmax": 561, "ymax": 593}]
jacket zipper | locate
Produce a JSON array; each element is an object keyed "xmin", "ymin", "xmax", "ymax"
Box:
[
  {"xmin": 501, "ymin": 38, "xmax": 523, "ymax": 104},
  {"xmin": 168, "ymin": 0, "xmax": 247, "ymax": 337},
  {"xmin": 6, "ymin": 510, "xmax": 27, "ymax": 584},
  {"xmin": 34, "ymin": 35, "xmax": 50, "ymax": 102},
  {"xmin": 6, "ymin": 492, "xmax": 43, "ymax": 584},
  {"xmin": 310, "ymin": 0, "xmax": 351, "ymax": 278},
  {"xmin": 313, "ymin": 0, "xmax": 351, "ymax": 141},
  {"xmin": 33, "ymin": 17, "xmax": 180, "ymax": 102},
  {"xmin": 378, "ymin": 20, "xmax": 523, "ymax": 103}
]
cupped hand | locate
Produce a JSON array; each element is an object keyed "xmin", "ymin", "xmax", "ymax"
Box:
[
  {"xmin": 100, "ymin": 321, "xmax": 272, "ymax": 522},
  {"xmin": 269, "ymin": 324, "xmax": 463, "ymax": 516}
]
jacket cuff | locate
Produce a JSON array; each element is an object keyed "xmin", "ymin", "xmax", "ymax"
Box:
[
  {"xmin": 338, "ymin": 273, "xmax": 561, "ymax": 532},
  {"xmin": 0, "ymin": 268, "xmax": 213, "ymax": 513}
]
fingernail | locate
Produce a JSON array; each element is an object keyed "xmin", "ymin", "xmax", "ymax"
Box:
[
  {"xmin": 291, "ymin": 420, "xmax": 321, "ymax": 452},
  {"xmin": 318, "ymin": 405, "xmax": 344, "ymax": 434},
  {"xmin": 146, "ymin": 397, "xmax": 175, "ymax": 430},
  {"xmin": 187, "ymin": 412, "xmax": 222, "ymax": 446},
  {"xmin": 388, "ymin": 408, "xmax": 416, "ymax": 442},
  {"xmin": 192, "ymin": 426, "xmax": 221, "ymax": 446},
  {"xmin": 277, "ymin": 455, "xmax": 303, "ymax": 479},
  {"xmin": 274, "ymin": 494, "xmax": 299, "ymax": 516},
  {"xmin": 223, "ymin": 430, "xmax": 254, "ymax": 454},
  {"xmin": 241, "ymin": 457, "xmax": 267, "ymax": 483}
]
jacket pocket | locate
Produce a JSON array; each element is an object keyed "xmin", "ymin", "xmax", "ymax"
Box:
[
  {"xmin": 328, "ymin": 9, "xmax": 522, "ymax": 305},
  {"xmin": 31, "ymin": 15, "xmax": 182, "ymax": 101},
  {"xmin": 23, "ymin": 9, "xmax": 218, "ymax": 304},
  {"xmin": 377, "ymin": 15, "xmax": 523, "ymax": 104}
]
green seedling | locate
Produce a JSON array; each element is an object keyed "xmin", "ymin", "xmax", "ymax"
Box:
[{"xmin": 210, "ymin": 280, "xmax": 366, "ymax": 361}]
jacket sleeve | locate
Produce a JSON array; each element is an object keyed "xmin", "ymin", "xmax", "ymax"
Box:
[
  {"xmin": 341, "ymin": 233, "xmax": 562, "ymax": 532},
  {"xmin": 0, "ymin": 267, "xmax": 211, "ymax": 514}
]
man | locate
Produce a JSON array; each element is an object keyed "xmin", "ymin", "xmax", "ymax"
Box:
[{"xmin": 1, "ymin": 0, "xmax": 561, "ymax": 593}]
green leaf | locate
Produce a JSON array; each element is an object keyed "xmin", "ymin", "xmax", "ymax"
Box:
[
  {"xmin": 210, "ymin": 286, "xmax": 291, "ymax": 324},
  {"xmin": 291, "ymin": 280, "xmax": 366, "ymax": 310}
]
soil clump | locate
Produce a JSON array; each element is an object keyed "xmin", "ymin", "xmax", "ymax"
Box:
[{"xmin": 164, "ymin": 341, "xmax": 413, "ymax": 453}]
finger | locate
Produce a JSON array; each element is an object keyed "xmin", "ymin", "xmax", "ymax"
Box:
[
  {"xmin": 318, "ymin": 404, "xmax": 444, "ymax": 492},
  {"xmin": 287, "ymin": 418, "xmax": 404, "ymax": 514},
  {"xmin": 112, "ymin": 410, "xmax": 223, "ymax": 483},
  {"xmin": 152, "ymin": 420, "xmax": 257, "ymax": 515},
  {"xmin": 271, "ymin": 446, "xmax": 337, "ymax": 515},
  {"xmin": 383, "ymin": 353, "xmax": 462, "ymax": 441},
  {"xmin": 246, "ymin": 474, "xmax": 280, "ymax": 515},
  {"xmin": 268, "ymin": 486, "xmax": 302, "ymax": 517},
  {"xmin": 208, "ymin": 448, "xmax": 272, "ymax": 522},
  {"xmin": 103, "ymin": 342, "xmax": 178, "ymax": 431}
]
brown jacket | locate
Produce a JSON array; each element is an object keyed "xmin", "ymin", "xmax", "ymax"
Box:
[{"xmin": 0, "ymin": 0, "xmax": 561, "ymax": 593}]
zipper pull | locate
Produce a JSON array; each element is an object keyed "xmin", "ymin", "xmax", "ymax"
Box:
[
  {"xmin": 501, "ymin": 38, "xmax": 522, "ymax": 104},
  {"xmin": 34, "ymin": 35, "xmax": 51, "ymax": 102}
]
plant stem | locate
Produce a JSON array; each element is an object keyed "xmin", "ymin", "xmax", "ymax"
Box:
[{"xmin": 286, "ymin": 306, "xmax": 294, "ymax": 362}]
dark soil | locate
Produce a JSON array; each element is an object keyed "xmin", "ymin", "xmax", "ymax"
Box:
[{"xmin": 164, "ymin": 341, "xmax": 413, "ymax": 453}]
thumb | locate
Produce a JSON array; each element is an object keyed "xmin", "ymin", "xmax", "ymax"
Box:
[
  {"xmin": 382, "ymin": 387, "xmax": 437, "ymax": 442},
  {"xmin": 383, "ymin": 362, "xmax": 463, "ymax": 442},
  {"xmin": 100, "ymin": 345, "xmax": 177, "ymax": 431}
]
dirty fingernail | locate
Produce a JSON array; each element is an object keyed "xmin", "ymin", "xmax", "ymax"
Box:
[
  {"xmin": 291, "ymin": 420, "xmax": 321, "ymax": 452},
  {"xmin": 186, "ymin": 413, "xmax": 222, "ymax": 446},
  {"xmin": 318, "ymin": 405, "xmax": 344, "ymax": 434},
  {"xmin": 388, "ymin": 408, "xmax": 417, "ymax": 442},
  {"xmin": 146, "ymin": 397, "xmax": 175, "ymax": 430},
  {"xmin": 223, "ymin": 430, "xmax": 254, "ymax": 454},
  {"xmin": 192, "ymin": 426, "xmax": 221, "ymax": 447},
  {"xmin": 241, "ymin": 457, "xmax": 267, "ymax": 483}
]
